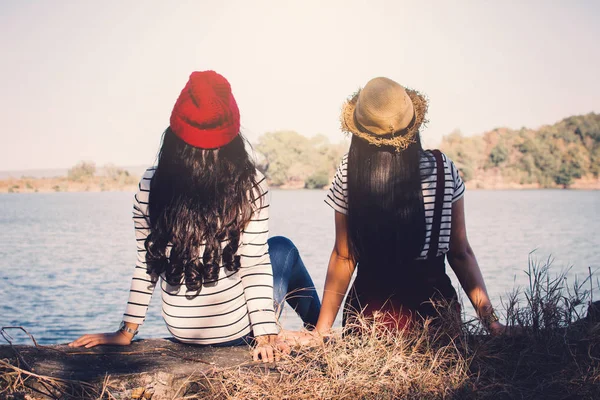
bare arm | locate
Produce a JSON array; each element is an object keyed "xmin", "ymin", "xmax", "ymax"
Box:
[
  {"xmin": 70, "ymin": 171, "xmax": 156, "ymax": 348},
  {"xmin": 447, "ymin": 197, "xmax": 502, "ymax": 333},
  {"xmin": 314, "ymin": 212, "xmax": 356, "ymax": 333},
  {"xmin": 69, "ymin": 322, "xmax": 138, "ymax": 348}
]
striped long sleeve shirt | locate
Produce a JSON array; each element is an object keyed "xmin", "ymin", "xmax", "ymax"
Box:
[
  {"xmin": 325, "ymin": 151, "xmax": 466, "ymax": 259},
  {"xmin": 123, "ymin": 168, "xmax": 279, "ymax": 345}
]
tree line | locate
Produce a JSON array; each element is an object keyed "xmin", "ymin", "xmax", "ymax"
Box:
[
  {"xmin": 440, "ymin": 112, "xmax": 600, "ymax": 188},
  {"xmin": 63, "ymin": 112, "xmax": 599, "ymax": 190}
]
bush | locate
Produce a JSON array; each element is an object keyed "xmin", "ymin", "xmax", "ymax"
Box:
[
  {"xmin": 305, "ymin": 170, "xmax": 330, "ymax": 189},
  {"xmin": 458, "ymin": 164, "xmax": 474, "ymax": 182},
  {"xmin": 68, "ymin": 161, "xmax": 96, "ymax": 181},
  {"xmin": 489, "ymin": 143, "xmax": 508, "ymax": 166},
  {"xmin": 104, "ymin": 164, "xmax": 130, "ymax": 180},
  {"xmin": 103, "ymin": 164, "xmax": 136, "ymax": 185}
]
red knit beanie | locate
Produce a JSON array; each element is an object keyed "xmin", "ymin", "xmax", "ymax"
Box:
[{"xmin": 170, "ymin": 71, "xmax": 240, "ymax": 149}]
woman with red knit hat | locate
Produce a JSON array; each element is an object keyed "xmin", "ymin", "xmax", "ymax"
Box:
[{"xmin": 70, "ymin": 71, "xmax": 321, "ymax": 362}]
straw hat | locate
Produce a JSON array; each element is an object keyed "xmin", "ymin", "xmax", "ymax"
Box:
[{"xmin": 340, "ymin": 77, "xmax": 428, "ymax": 151}]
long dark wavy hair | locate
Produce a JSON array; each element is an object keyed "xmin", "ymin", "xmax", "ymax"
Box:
[
  {"xmin": 144, "ymin": 128, "xmax": 260, "ymax": 292},
  {"xmin": 347, "ymin": 133, "xmax": 434, "ymax": 270}
]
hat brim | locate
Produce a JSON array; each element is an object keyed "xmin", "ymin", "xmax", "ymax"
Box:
[{"xmin": 340, "ymin": 88, "xmax": 429, "ymax": 151}]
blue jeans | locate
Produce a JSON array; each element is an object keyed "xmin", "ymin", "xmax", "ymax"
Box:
[
  {"xmin": 269, "ymin": 236, "xmax": 321, "ymax": 328},
  {"xmin": 212, "ymin": 236, "xmax": 321, "ymax": 346}
]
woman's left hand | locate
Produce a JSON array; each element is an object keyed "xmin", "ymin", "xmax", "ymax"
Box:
[
  {"xmin": 68, "ymin": 331, "xmax": 133, "ymax": 348},
  {"xmin": 253, "ymin": 334, "xmax": 290, "ymax": 363}
]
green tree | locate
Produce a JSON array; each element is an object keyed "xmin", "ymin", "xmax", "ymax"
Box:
[
  {"xmin": 458, "ymin": 164, "xmax": 474, "ymax": 182},
  {"xmin": 554, "ymin": 146, "xmax": 589, "ymax": 187},
  {"xmin": 439, "ymin": 130, "xmax": 483, "ymax": 182},
  {"xmin": 255, "ymin": 131, "xmax": 348, "ymax": 187},
  {"xmin": 256, "ymin": 131, "xmax": 311, "ymax": 186},
  {"xmin": 489, "ymin": 143, "xmax": 509, "ymax": 166},
  {"xmin": 590, "ymin": 146, "xmax": 600, "ymax": 177},
  {"xmin": 305, "ymin": 170, "xmax": 330, "ymax": 189}
]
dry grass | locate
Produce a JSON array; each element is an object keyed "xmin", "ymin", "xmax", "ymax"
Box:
[
  {"xmin": 186, "ymin": 256, "xmax": 600, "ymax": 400},
  {"xmin": 0, "ymin": 358, "xmax": 116, "ymax": 399},
  {"xmin": 461, "ymin": 257, "xmax": 600, "ymax": 399},
  {"xmin": 2, "ymin": 256, "xmax": 599, "ymax": 399},
  {"xmin": 189, "ymin": 319, "xmax": 470, "ymax": 400}
]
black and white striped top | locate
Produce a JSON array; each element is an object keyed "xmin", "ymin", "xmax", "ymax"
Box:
[
  {"xmin": 123, "ymin": 168, "xmax": 278, "ymax": 345},
  {"xmin": 325, "ymin": 151, "xmax": 466, "ymax": 259}
]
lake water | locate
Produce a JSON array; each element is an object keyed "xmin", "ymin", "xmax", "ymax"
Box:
[{"xmin": 1, "ymin": 190, "xmax": 599, "ymax": 345}]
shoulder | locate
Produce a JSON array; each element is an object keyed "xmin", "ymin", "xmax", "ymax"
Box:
[
  {"xmin": 253, "ymin": 169, "xmax": 268, "ymax": 191},
  {"xmin": 133, "ymin": 167, "xmax": 156, "ymax": 213},
  {"xmin": 251, "ymin": 169, "xmax": 270, "ymax": 207},
  {"xmin": 333, "ymin": 154, "xmax": 348, "ymax": 186},
  {"xmin": 439, "ymin": 151, "xmax": 454, "ymax": 167},
  {"xmin": 139, "ymin": 167, "xmax": 157, "ymax": 191},
  {"xmin": 421, "ymin": 150, "xmax": 455, "ymax": 171},
  {"xmin": 255, "ymin": 169, "xmax": 266, "ymax": 182},
  {"xmin": 336, "ymin": 154, "xmax": 349, "ymax": 174},
  {"xmin": 438, "ymin": 152, "xmax": 461, "ymax": 178},
  {"xmin": 432, "ymin": 151, "xmax": 466, "ymax": 199}
]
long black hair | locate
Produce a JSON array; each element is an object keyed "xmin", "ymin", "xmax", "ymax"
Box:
[
  {"xmin": 144, "ymin": 128, "xmax": 260, "ymax": 292},
  {"xmin": 347, "ymin": 133, "xmax": 434, "ymax": 270}
]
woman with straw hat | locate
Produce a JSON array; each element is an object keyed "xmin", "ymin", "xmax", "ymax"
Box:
[
  {"xmin": 69, "ymin": 71, "xmax": 321, "ymax": 362},
  {"xmin": 313, "ymin": 77, "xmax": 506, "ymax": 334}
]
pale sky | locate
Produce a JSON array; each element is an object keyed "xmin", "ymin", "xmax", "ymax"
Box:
[{"xmin": 1, "ymin": 0, "xmax": 599, "ymax": 171}]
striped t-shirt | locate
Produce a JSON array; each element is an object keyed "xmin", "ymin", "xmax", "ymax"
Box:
[
  {"xmin": 325, "ymin": 151, "xmax": 466, "ymax": 259},
  {"xmin": 123, "ymin": 168, "xmax": 278, "ymax": 345}
]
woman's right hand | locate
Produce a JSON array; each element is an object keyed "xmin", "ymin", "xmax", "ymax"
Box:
[
  {"xmin": 488, "ymin": 321, "xmax": 524, "ymax": 336},
  {"xmin": 278, "ymin": 329, "xmax": 331, "ymax": 347},
  {"xmin": 68, "ymin": 331, "xmax": 133, "ymax": 348}
]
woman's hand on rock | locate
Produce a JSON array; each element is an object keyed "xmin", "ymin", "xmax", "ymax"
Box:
[
  {"xmin": 253, "ymin": 334, "xmax": 290, "ymax": 363},
  {"xmin": 68, "ymin": 331, "xmax": 133, "ymax": 348}
]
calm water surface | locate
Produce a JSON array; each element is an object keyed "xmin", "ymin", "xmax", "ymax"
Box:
[{"xmin": 1, "ymin": 190, "xmax": 599, "ymax": 344}]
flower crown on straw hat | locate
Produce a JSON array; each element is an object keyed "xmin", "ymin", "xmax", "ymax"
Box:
[{"xmin": 340, "ymin": 77, "xmax": 429, "ymax": 152}]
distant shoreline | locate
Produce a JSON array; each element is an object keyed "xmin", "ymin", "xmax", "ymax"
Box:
[
  {"xmin": 1, "ymin": 176, "xmax": 599, "ymax": 194},
  {"xmin": 0, "ymin": 177, "xmax": 138, "ymax": 193}
]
